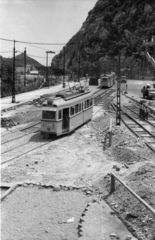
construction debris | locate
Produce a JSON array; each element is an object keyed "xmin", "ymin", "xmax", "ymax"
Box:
[{"xmin": 1, "ymin": 118, "xmax": 17, "ymax": 128}]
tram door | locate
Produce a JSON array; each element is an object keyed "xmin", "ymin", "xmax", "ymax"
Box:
[{"xmin": 62, "ymin": 108, "xmax": 69, "ymax": 132}]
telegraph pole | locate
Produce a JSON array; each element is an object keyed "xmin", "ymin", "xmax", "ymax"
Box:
[
  {"xmin": 12, "ymin": 40, "xmax": 16, "ymax": 103},
  {"xmin": 24, "ymin": 48, "xmax": 26, "ymax": 86},
  {"xmin": 78, "ymin": 42, "xmax": 80, "ymax": 82},
  {"xmin": 63, "ymin": 46, "xmax": 66, "ymax": 88},
  {"xmin": 116, "ymin": 49, "xmax": 121, "ymax": 125},
  {"xmin": 46, "ymin": 51, "xmax": 55, "ymax": 88},
  {"xmin": 46, "ymin": 52, "xmax": 48, "ymax": 88}
]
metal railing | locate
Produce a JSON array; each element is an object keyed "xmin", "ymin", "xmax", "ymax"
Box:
[{"xmin": 110, "ymin": 173, "xmax": 155, "ymax": 217}]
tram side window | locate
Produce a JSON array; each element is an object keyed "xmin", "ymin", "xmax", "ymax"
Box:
[
  {"xmin": 79, "ymin": 103, "xmax": 81, "ymax": 112},
  {"xmin": 84, "ymin": 101, "xmax": 87, "ymax": 109},
  {"xmin": 42, "ymin": 111, "xmax": 56, "ymax": 120},
  {"xmin": 58, "ymin": 110, "xmax": 62, "ymax": 120},
  {"xmin": 75, "ymin": 104, "xmax": 78, "ymax": 114},
  {"xmin": 90, "ymin": 98, "xmax": 93, "ymax": 106},
  {"xmin": 87, "ymin": 100, "xmax": 89, "ymax": 108},
  {"xmin": 71, "ymin": 106, "xmax": 75, "ymax": 116}
]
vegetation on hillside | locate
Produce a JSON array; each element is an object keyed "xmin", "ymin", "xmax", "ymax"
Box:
[{"xmin": 52, "ymin": 0, "xmax": 155, "ymax": 78}]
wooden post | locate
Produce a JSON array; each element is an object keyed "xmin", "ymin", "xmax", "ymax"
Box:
[{"xmin": 110, "ymin": 174, "xmax": 115, "ymax": 193}]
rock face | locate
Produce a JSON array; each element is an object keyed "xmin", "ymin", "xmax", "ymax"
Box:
[{"xmin": 52, "ymin": 0, "xmax": 155, "ymax": 79}]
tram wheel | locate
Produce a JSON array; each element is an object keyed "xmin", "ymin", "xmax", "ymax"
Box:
[{"xmin": 44, "ymin": 133, "xmax": 50, "ymax": 139}]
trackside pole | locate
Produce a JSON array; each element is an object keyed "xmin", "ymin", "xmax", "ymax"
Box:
[
  {"xmin": 116, "ymin": 49, "xmax": 121, "ymax": 125},
  {"xmin": 12, "ymin": 40, "xmax": 16, "ymax": 103},
  {"xmin": 103, "ymin": 118, "xmax": 113, "ymax": 150}
]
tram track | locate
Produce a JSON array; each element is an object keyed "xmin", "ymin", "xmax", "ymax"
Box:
[
  {"xmin": 112, "ymin": 103, "xmax": 155, "ymax": 153},
  {"xmin": 1, "ymin": 122, "xmax": 41, "ymax": 145},
  {"xmin": 1, "ymin": 88, "xmax": 116, "ymax": 166},
  {"xmin": 1, "ymin": 133, "xmax": 42, "ymax": 155},
  {"xmin": 1, "ymin": 136, "xmax": 57, "ymax": 165},
  {"xmin": 94, "ymin": 88, "xmax": 116, "ymax": 106},
  {"xmin": 124, "ymin": 104, "xmax": 155, "ymax": 128}
]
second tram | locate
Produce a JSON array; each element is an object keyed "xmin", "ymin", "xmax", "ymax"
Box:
[{"xmin": 99, "ymin": 72, "xmax": 116, "ymax": 88}]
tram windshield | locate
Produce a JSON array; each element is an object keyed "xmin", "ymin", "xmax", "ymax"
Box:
[
  {"xmin": 42, "ymin": 110, "xmax": 56, "ymax": 120},
  {"xmin": 102, "ymin": 77, "xmax": 108, "ymax": 81}
]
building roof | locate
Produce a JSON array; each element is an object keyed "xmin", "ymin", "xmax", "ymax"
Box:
[{"xmin": 30, "ymin": 70, "xmax": 39, "ymax": 75}]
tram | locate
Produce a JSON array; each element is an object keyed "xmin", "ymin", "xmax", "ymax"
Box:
[
  {"xmin": 41, "ymin": 89, "xmax": 93, "ymax": 137},
  {"xmin": 99, "ymin": 72, "xmax": 116, "ymax": 88}
]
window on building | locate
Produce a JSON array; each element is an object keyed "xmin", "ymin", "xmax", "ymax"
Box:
[
  {"xmin": 42, "ymin": 111, "xmax": 56, "ymax": 120},
  {"xmin": 71, "ymin": 106, "xmax": 75, "ymax": 116}
]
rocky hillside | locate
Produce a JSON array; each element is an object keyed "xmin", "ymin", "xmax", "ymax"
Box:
[{"xmin": 52, "ymin": 0, "xmax": 155, "ymax": 79}]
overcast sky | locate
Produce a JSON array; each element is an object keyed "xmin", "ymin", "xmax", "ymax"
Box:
[{"xmin": 0, "ymin": 0, "xmax": 98, "ymax": 66}]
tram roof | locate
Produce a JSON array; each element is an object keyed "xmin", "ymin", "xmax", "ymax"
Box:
[{"xmin": 47, "ymin": 91, "xmax": 93, "ymax": 108}]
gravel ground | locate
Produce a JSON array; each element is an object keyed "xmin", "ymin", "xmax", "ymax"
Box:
[
  {"xmin": 1, "ymin": 92, "xmax": 155, "ymax": 240},
  {"xmin": 1, "ymin": 186, "xmax": 91, "ymax": 240}
]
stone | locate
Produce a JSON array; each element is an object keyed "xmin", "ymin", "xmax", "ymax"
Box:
[
  {"xmin": 126, "ymin": 237, "xmax": 132, "ymax": 240},
  {"xmin": 110, "ymin": 233, "xmax": 118, "ymax": 238},
  {"xmin": 53, "ymin": 185, "xmax": 60, "ymax": 191},
  {"xmin": 116, "ymin": 166, "xmax": 120, "ymax": 171}
]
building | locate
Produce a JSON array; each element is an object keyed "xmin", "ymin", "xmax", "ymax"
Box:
[{"xmin": 16, "ymin": 65, "xmax": 37, "ymax": 74}]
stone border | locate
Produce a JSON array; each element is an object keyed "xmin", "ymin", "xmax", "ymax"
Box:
[
  {"xmin": 1, "ymin": 183, "xmax": 19, "ymax": 201},
  {"xmin": 0, "ymin": 181, "xmax": 95, "ymax": 202}
]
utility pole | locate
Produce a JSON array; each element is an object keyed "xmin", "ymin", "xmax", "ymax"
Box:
[
  {"xmin": 24, "ymin": 48, "xmax": 26, "ymax": 87},
  {"xmin": 116, "ymin": 49, "xmax": 121, "ymax": 125},
  {"xmin": 63, "ymin": 46, "xmax": 66, "ymax": 88},
  {"xmin": 46, "ymin": 51, "xmax": 55, "ymax": 88},
  {"xmin": 12, "ymin": 40, "xmax": 16, "ymax": 103},
  {"xmin": 78, "ymin": 42, "xmax": 80, "ymax": 82},
  {"xmin": 46, "ymin": 52, "xmax": 48, "ymax": 88}
]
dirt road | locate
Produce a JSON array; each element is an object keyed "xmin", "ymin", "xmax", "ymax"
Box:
[{"xmin": 1, "ymin": 90, "xmax": 155, "ymax": 240}]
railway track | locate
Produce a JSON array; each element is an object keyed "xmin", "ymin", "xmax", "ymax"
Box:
[
  {"xmin": 112, "ymin": 103, "xmax": 155, "ymax": 153},
  {"xmin": 94, "ymin": 88, "xmax": 116, "ymax": 106},
  {"xmin": 1, "ymin": 88, "xmax": 116, "ymax": 166},
  {"xmin": 124, "ymin": 104, "xmax": 155, "ymax": 128},
  {"xmin": 1, "ymin": 135, "xmax": 57, "ymax": 165},
  {"xmin": 1, "ymin": 122, "xmax": 41, "ymax": 145}
]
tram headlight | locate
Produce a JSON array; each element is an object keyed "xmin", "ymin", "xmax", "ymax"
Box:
[{"xmin": 47, "ymin": 127, "xmax": 50, "ymax": 131}]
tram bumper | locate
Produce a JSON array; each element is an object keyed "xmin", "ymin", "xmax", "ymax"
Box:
[{"xmin": 41, "ymin": 121, "xmax": 56, "ymax": 134}]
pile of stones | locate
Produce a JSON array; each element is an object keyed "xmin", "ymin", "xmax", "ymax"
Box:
[{"xmin": 1, "ymin": 118, "xmax": 17, "ymax": 128}]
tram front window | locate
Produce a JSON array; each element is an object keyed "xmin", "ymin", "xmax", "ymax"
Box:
[
  {"xmin": 42, "ymin": 111, "xmax": 56, "ymax": 120},
  {"xmin": 102, "ymin": 77, "xmax": 107, "ymax": 82}
]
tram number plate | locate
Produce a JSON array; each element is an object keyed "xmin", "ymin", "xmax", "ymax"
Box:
[{"xmin": 43, "ymin": 122, "xmax": 55, "ymax": 129}]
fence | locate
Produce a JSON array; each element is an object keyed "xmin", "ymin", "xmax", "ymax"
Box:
[{"xmin": 110, "ymin": 173, "xmax": 155, "ymax": 217}]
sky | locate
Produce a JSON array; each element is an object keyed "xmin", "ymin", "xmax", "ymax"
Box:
[{"xmin": 0, "ymin": 0, "xmax": 98, "ymax": 66}]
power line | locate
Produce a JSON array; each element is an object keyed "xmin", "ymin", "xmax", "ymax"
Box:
[
  {"xmin": 0, "ymin": 37, "xmax": 66, "ymax": 45},
  {"xmin": 0, "ymin": 51, "xmax": 14, "ymax": 53},
  {"xmin": 17, "ymin": 51, "xmax": 47, "ymax": 59},
  {"xmin": 24, "ymin": 42, "xmax": 54, "ymax": 51},
  {"xmin": 0, "ymin": 37, "xmax": 87, "ymax": 46}
]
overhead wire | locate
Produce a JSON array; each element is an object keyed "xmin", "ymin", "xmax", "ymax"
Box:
[
  {"xmin": 0, "ymin": 37, "xmax": 66, "ymax": 45},
  {"xmin": 0, "ymin": 37, "xmax": 88, "ymax": 46},
  {"xmin": 0, "ymin": 51, "xmax": 14, "ymax": 53},
  {"xmin": 17, "ymin": 50, "xmax": 60, "ymax": 59}
]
